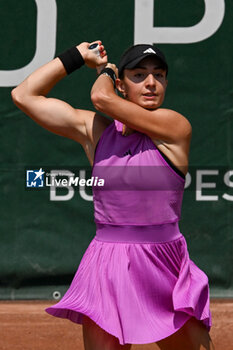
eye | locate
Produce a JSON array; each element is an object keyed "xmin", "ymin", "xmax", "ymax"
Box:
[
  {"xmin": 154, "ymin": 70, "xmax": 166, "ymax": 79},
  {"xmin": 134, "ymin": 72, "xmax": 144, "ymax": 78},
  {"xmin": 154, "ymin": 72, "xmax": 163, "ymax": 78}
]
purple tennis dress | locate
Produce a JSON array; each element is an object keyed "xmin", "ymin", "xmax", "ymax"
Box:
[{"xmin": 46, "ymin": 120, "xmax": 211, "ymax": 345}]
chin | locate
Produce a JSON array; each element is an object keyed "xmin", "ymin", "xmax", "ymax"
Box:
[
  {"xmin": 145, "ymin": 106, "xmax": 158, "ymax": 110},
  {"xmin": 142, "ymin": 102, "xmax": 161, "ymax": 110}
]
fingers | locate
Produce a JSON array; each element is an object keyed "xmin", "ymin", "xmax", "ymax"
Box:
[
  {"xmin": 98, "ymin": 44, "xmax": 107, "ymax": 59},
  {"xmin": 88, "ymin": 41, "xmax": 107, "ymax": 62},
  {"xmin": 89, "ymin": 40, "xmax": 105, "ymax": 56},
  {"xmin": 95, "ymin": 42, "xmax": 108, "ymax": 72},
  {"xmin": 81, "ymin": 40, "xmax": 111, "ymax": 70},
  {"xmin": 78, "ymin": 40, "xmax": 106, "ymax": 59}
]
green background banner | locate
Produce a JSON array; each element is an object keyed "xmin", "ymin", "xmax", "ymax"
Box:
[{"xmin": 0, "ymin": 0, "xmax": 232, "ymax": 300}]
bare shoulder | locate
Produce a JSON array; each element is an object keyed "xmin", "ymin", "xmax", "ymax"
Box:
[
  {"xmin": 155, "ymin": 108, "xmax": 192, "ymax": 138},
  {"xmin": 151, "ymin": 109, "xmax": 192, "ymax": 177}
]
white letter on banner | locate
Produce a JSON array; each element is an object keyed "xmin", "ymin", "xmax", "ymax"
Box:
[
  {"xmin": 196, "ymin": 170, "xmax": 219, "ymax": 201},
  {"xmin": 0, "ymin": 0, "xmax": 57, "ymax": 87},
  {"xmin": 222, "ymin": 171, "xmax": 233, "ymax": 201},
  {"xmin": 50, "ymin": 170, "xmax": 75, "ymax": 201},
  {"xmin": 184, "ymin": 172, "xmax": 191, "ymax": 189},
  {"xmin": 79, "ymin": 170, "xmax": 93, "ymax": 202},
  {"xmin": 134, "ymin": 0, "xmax": 225, "ymax": 44}
]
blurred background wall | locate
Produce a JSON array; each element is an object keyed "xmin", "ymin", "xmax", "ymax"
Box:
[{"xmin": 0, "ymin": 0, "xmax": 232, "ymax": 300}]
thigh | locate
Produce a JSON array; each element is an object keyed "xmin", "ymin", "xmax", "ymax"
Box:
[
  {"xmin": 156, "ymin": 317, "xmax": 215, "ymax": 350},
  {"xmin": 82, "ymin": 315, "xmax": 132, "ymax": 350}
]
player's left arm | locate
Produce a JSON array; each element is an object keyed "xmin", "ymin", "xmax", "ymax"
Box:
[{"xmin": 91, "ymin": 66, "xmax": 192, "ymax": 144}]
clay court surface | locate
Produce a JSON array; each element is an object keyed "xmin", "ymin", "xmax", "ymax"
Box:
[{"xmin": 0, "ymin": 299, "xmax": 232, "ymax": 350}]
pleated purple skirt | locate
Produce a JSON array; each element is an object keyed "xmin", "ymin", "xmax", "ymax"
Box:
[{"xmin": 46, "ymin": 222, "xmax": 211, "ymax": 345}]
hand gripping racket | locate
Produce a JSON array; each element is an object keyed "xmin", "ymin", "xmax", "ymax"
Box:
[
  {"xmin": 88, "ymin": 43, "xmax": 106, "ymax": 73},
  {"xmin": 89, "ymin": 43, "xmax": 118, "ymax": 94}
]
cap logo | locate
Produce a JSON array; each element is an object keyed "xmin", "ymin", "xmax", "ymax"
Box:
[{"xmin": 143, "ymin": 48, "xmax": 156, "ymax": 54}]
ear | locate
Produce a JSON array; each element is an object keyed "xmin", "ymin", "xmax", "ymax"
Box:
[{"xmin": 116, "ymin": 78, "xmax": 127, "ymax": 98}]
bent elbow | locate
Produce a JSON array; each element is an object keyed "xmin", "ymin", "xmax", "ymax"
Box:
[
  {"xmin": 11, "ymin": 88, "xmax": 18, "ymax": 104},
  {"xmin": 184, "ymin": 121, "xmax": 192, "ymax": 140},
  {"xmin": 11, "ymin": 87, "xmax": 24, "ymax": 107},
  {"xmin": 91, "ymin": 90, "xmax": 111, "ymax": 112},
  {"xmin": 91, "ymin": 91, "xmax": 104, "ymax": 111}
]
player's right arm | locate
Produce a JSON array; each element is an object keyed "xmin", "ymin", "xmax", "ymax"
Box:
[{"xmin": 11, "ymin": 42, "xmax": 108, "ymax": 161}]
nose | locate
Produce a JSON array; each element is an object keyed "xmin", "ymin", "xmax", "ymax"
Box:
[{"xmin": 145, "ymin": 73, "xmax": 156, "ymax": 87}]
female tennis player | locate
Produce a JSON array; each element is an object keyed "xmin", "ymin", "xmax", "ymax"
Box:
[{"xmin": 11, "ymin": 41, "xmax": 214, "ymax": 350}]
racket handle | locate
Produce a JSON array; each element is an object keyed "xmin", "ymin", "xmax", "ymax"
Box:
[
  {"xmin": 88, "ymin": 43, "xmax": 100, "ymax": 56},
  {"xmin": 88, "ymin": 43, "xmax": 106, "ymax": 73}
]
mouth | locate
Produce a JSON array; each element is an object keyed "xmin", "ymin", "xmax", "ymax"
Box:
[{"xmin": 142, "ymin": 92, "xmax": 157, "ymax": 100}]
